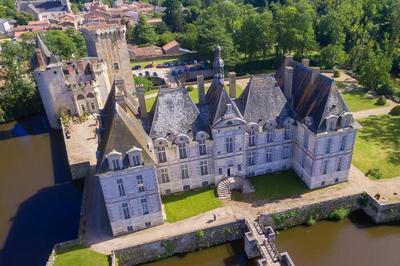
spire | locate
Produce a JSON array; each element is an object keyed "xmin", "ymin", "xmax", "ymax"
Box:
[
  {"xmin": 213, "ymin": 44, "xmax": 224, "ymax": 82},
  {"xmin": 34, "ymin": 34, "xmax": 59, "ymax": 66}
]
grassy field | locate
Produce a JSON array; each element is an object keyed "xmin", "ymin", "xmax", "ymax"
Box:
[
  {"xmin": 249, "ymin": 170, "xmax": 309, "ymax": 200},
  {"xmin": 353, "ymin": 115, "xmax": 400, "ymax": 179},
  {"xmin": 131, "ymin": 54, "xmax": 195, "ymax": 68},
  {"xmin": 54, "ymin": 245, "xmax": 108, "ymax": 266},
  {"xmin": 145, "ymin": 84, "xmax": 243, "ymax": 110},
  {"xmin": 341, "ymin": 88, "xmax": 386, "ymax": 112},
  {"xmin": 163, "ymin": 187, "xmax": 223, "ymax": 223}
]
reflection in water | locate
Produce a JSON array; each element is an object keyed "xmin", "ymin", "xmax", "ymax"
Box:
[
  {"xmin": 0, "ymin": 120, "xmax": 82, "ymax": 266},
  {"xmin": 144, "ymin": 239, "xmax": 256, "ymax": 266},
  {"xmin": 276, "ymin": 211, "xmax": 400, "ymax": 266}
]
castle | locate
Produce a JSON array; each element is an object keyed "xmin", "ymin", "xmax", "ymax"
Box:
[{"xmin": 33, "ymin": 27, "xmax": 357, "ymax": 236}]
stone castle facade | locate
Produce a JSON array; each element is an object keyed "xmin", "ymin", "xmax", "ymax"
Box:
[{"xmin": 32, "ymin": 28, "xmax": 357, "ymax": 236}]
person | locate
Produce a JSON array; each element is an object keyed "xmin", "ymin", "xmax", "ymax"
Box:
[{"xmin": 213, "ymin": 213, "xmax": 216, "ymax": 221}]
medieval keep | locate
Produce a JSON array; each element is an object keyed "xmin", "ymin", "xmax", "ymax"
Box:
[{"xmin": 33, "ymin": 28, "xmax": 357, "ymax": 236}]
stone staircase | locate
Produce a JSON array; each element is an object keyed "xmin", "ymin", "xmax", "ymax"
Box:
[{"xmin": 217, "ymin": 177, "xmax": 233, "ymax": 199}]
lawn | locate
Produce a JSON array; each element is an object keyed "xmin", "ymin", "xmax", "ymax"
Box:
[
  {"xmin": 54, "ymin": 245, "xmax": 108, "ymax": 266},
  {"xmin": 163, "ymin": 187, "xmax": 223, "ymax": 223},
  {"xmin": 341, "ymin": 88, "xmax": 386, "ymax": 112},
  {"xmin": 353, "ymin": 115, "xmax": 400, "ymax": 179},
  {"xmin": 249, "ymin": 170, "xmax": 309, "ymax": 200},
  {"xmin": 131, "ymin": 54, "xmax": 194, "ymax": 68},
  {"xmin": 145, "ymin": 84, "xmax": 243, "ymax": 110}
]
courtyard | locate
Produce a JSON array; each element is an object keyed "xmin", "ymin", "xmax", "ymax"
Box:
[
  {"xmin": 353, "ymin": 114, "xmax": 400, "ymax": 179},
  {"xmin": 162, "ymin": 187, "xmax": 223, "ymax": 223}
]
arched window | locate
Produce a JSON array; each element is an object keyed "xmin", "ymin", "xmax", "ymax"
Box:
[
  {"xmin": 248, "ymin": 130, "xmax": 256, "ymax": 146},
  {"xmin": 87, "ymin": 92, "xmax": 95, "ymax": 98},
  {"xmin": 77, "ymin": 94, "xmax": 85, "ymax": 100}
]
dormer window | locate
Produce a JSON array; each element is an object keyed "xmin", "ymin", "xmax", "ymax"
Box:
[
  {"xmin": 198, "ymin": 139, "xmax": 207, "ymax": 155},
  {"xmin": 266, "ymin": 128, "xmax": 274, "ymax": 143},
  {"xmin": 157, "ymin": 146, "xmax": 167, "ymax": 162},
  {"xmin": 341, "ymin": 113, "xmax": 353, "ymax": 128},
  {"xmin": 248, "ymin": 130, "xmax": 256, "ymax": 146},
  {"xmin": 132, "ymin": 153, "xmax": 141, "ymax": 166},
  {"xmin": 106, "ymin": 150, "xmax": 122, "ymax": 171},
  {"xmin": 127, "ymin": 147, "xmax": 143, "ymax": 167},
  {"xmin": 284, "ymin": 124, "xmax": 291, "ymax": 140},
  {"xmin": 112, "ymin": 159, "xmax": 121, "ymax": 170},
  {"xmin": 326, "ymin": 116, "xmax": 338, "ymax": 131},
  {"xmin": 178, "ymin": 142, "xmax": 187, "ymax": 159}
]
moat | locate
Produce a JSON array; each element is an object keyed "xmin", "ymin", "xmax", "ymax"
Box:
[{"xmin": 0, "ymin": 117, "xmax": 399, "ymax": 266}]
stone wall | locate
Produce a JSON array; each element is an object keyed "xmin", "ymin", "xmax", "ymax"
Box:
[
  {"xmin": 259, "ymin": 194, "xmax": 362, "ymax": 230},
  {"xmin": 362, "ymin": 193, "xmax": 400, "ymax": 223},
  {"xmin": 114, "ymin": 220, "xmax": 247, "ymax": 266}
]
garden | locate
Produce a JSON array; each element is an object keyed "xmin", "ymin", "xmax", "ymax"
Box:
[
  {"xmin": 353, "ymin": 114, "xmax": 400, "ymax": 179},
  {"xmin": 54, "ymin": 245, "xmax": 108, "ymax": 266},
  {"xmin": 162, "ymin": 187, "xmax": 223, "ymax": 223}
]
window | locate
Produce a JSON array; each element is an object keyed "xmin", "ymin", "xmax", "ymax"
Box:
[
  {"xmin": 225, "ymin": 137, "xmax": 233, "ymax": 153},
  {"xmin": 321, "ymin": 160, "xmax": 328, "ymax": 175},
  {"xmin": 340, "ymin": 135, "xmax": 347, "ymax": 151},
  {"xmin": 321, "ymin": 181, "xmax": 326, "ymax": 186},
  {"xmin": 132, "ymin": 154, "xmax": 141, "ymax": 166},
  {"xmin": 326, "ymin": 138, "xmax": 332, "ymax": 154},
  {"xmin": 178, "ymin": 143, "xmax": 187, "ymax": 159},
  {"xmin": 198, "ymin": 139, "xmax": 207, "ymax": 155},
  {"xmin": 165, "ymin": 189, "xmax": 171, "ymax": 194},
  {"xmin": 113, "ymin": 62, "xmax": 119, "ymax": 71},
  {"xmin": 266, "ymin": 128, "xmax": 274, "ymax": 143},
  {"xmin": 160, "ymin": 168, "xmax": 169, "ymax": 183},
  {"xmin": 337, "ymin": 157, "xmax": 343, "ymax": 172},
  {"xmin": 141, "ymin": 198, "xmax": 149, "ymax": 215},
  {"xmin": 335, "ymin": 178, "xmax": 339, "ymax": 183},
  {"xmin": 181, "ymin": 164, "xmax": 189, "ymax": 179},
  {"xmin": 303, "ymin": 131, "xmax": 309, "ymax": 149},
  {"xmin": 117, "ymin": 178, "xmax": 126, "ymax": 196},
  {"xmin": 122, "ymin": 202, "xmax": 130, "ymax": 219},
  {"xmin": 282, "ymin": 145, "xmax": 290, "ymax": 159},
  {"xmin": 90, "ymin": 103, "xmax": 95, "ymax": 111},
  {"xmin": 157, "ymin": 146, "xmax": 167, "ymax": 162},
  {"xmin": 265, "ymin": 148, "xmax": 273, "ymax": 163},
  {"xmin": 112, "ymin": 159, "xmax": 121, "ymax": 170},
  {"xmin": 81, "ymin": 104, "xmax": 86, "ymax": 113},
  {"xmin": 248, "ymin": 130, "xmax": 256, "ymax": 146},
  {"xmin": 127, "ymin": 225, "xmax": 133, "ymax": 232},
  {"xmin": 328, "ymin": 120, "xmax": 336, "ymax": 131},
  {"xmin": 183, "ymin": 185, "xmax": 190, "ymax": 190},
  {"xmin": 200, "ymin": 160, "xmax": 208, "ymax": 175},
  {"xmin": 202, "ymin": 181, "xmax": 209, "ymax": 187},
  {"xmin": 237, "ymin": 164, "xmax": 242, "ymax": 171},
  {"xmin": 145, "ymin": 221, "xmax": 151, "ymax": 227},
  {"xmin": 218, "ymin": 168, "xmax": 223, "ymax": 175},
  {"xmin": 247, "ymin": 151, "xmax": 256, "ymax": 166},
  {"xmin": 284, "ymin": 125, "xmax": 291, "ymax": 140},
  {"xmin": 137, "ymin": 175, "xmax": 144, "ymax": 192}
]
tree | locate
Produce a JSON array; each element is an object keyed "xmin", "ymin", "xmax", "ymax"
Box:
[
  {"xmin": 176, "ymin": 23, "xmax": 198, "ymax": 50},
  {"xmin": 131, "ymin": 15, "xmax": 158, "ymax": 45},
  {"xmin": 273, "ymin": 0, "xmax": 316, "ymax": 56},
  {"xmin": 40, "ymin": 30, "xmax": 87, "ymax": 59},
  {"xmin": 359, "ymin": 52, "xmax": 392, "ymax": 90},
  {"xmin": 319, "ymin": 44, "xmax": 346, "ymax": 69},
  {"xmin": 317, "ymin": 10, "xmax": 346, "ymax": 47},
  {"xmin": 157, "ymin": 31, "xmax": 175, "ymax": 46},
  {"xmin": 163, "ymin": 0, "xmax": 185, "ymax": 32}
]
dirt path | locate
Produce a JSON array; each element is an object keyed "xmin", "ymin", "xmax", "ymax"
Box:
[{"xmin": 353, "ymin": 101, "xmax": 397, "ymax": 119}]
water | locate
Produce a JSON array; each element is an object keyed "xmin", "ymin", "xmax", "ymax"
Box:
[
  {"xmin": 276, "ymin": 211, "xmax": 400, "ymax": 266},
  {"xmin": 144, "ymin": 239, "xmax": 256, "ymax": 266},
  {"xmin": 0, "ymin": 118, "xmax": 82, "ymax": 266}
]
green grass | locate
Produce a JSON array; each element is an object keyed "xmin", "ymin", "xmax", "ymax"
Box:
[
  {"xmin": 353, "ymin": 115, "xmax": 400, "ymax": 179},
  {"xmin": 54, "ymin": 245, "xmax": 108, "ymax": 266},
  {"xmin": 163, "ymin": 187, "xmax": 223, "ymax": 223},
  {"xmin": 131, "ymin": 54, "xmax": 194, "ymax": 68},
  {"xmin": 249, "ymin": 170, "xmax": 309, "ymax": 200},
  {"xmin": 341, "ymin": 88, "xmax": 386, "ymax": 112},
  {"xmin": 145, "ymin": 84, "xmax": 243, "ymax": 110}
]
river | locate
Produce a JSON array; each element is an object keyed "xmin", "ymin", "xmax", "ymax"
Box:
[{"xmin": 0, "ymin": 117, "xmax": 82, "ymax": 266}]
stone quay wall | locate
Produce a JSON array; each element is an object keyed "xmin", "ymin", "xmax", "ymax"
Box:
[
  {"xmin": 259, "ymin": 194, "xmax": 362, "ymax": 230},
  {"xmin": 114, "ymin": 220, "xmax": 247, "ymax": 266},
  {"xmin": 362, "ymin": 193, "xmax": 400, "ymax": 223}
]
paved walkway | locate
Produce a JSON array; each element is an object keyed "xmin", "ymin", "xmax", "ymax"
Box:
[{"xmin": 353, "ymin": 101, "xmax": 397, "ymax": 119}]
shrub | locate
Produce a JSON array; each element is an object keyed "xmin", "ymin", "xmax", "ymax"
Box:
[
  {"xmin": 389, "ymin": 106, "xmax": 400, "ymax": 116},
  {"xmin": 187, "ymin": 85, "xmax": 194, "ymax": 92},
  {"xmin": 306, "ymin": 217, "xmax": 316, "ymax": 226},
  {"xmin": 328, "ymin": 207, "xmax": 351, "ymax": 221},
  {"xmin": 333, "ymin": 68, "xmax": 341, "ymax": 78},
  {"xmin": 376, "ymin": 96, "xmax": 386, "ymax": 106},
  {"xmin": 376, "ymin": 82, "xmax": 395, "ymax": 96},
  {"xmin": 366, "ymin": 168, "xmax": 382, "ymax": 179},
  {"xmin": 195, "ymin": 230, "xmax": 205, "ymax": 239}
]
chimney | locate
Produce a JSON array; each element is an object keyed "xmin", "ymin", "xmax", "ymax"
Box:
[
  {"xmin": 284, "ymin": 66, "xmax": 293, "ymax": 102},
  {"xmin": 115, "ymin": 84, "xmax": 127, "ymax": 111},
  {"xmin": 229, "ymin": 72, "xmax": 236, "ymax": 98},
  {"xmin": 35, "ymin": 48, "xmax": 45, "ymax": 67},
  {"xmin": 311, "ymin": 67, "xmax": 320, "ymax": 85},
  {"xmin": 136, "ymin": 85, "xmax": 147, "ymax": 118},
  {"xmin": 197, "ymin": 75, "xmax": 206, "ymax": 104},
  {"xmin": 284, "ymin": 55, "xmax": 293, "ymax": 66},
  {"xmin": 301, "ymin": 59, "xmax": 310, "ymax": 67}
]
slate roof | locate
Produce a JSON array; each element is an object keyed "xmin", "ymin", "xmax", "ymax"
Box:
[
  {"xmin": 149, "ymin": 88, "xmax": 209, "ymax": 141},
  {"xmin": 32, "ymin": 34, "xmax": 59, "ymax": 69},
  {"xmin": 31, "ymin": 1, "xmax": 69, "ymax": 12},
  {"xmin": 275, "ymin": 60, "xmax": 350, "ymax": 133},
  {"xmin": 236, "ymin": 75, "xmax": 292, "ymax": 126},
  {"xmin": 96, "ymin": 84, "xmax": 156, "ymax": 174}
]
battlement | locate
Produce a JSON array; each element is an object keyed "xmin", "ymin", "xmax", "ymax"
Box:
[
  {"xmin": 66, "ymin": 80, "xmax": 99, "ymax": 91},
  {"xmin": 81, "ymin": 24, "xmax": 126, "ymax": 41}
]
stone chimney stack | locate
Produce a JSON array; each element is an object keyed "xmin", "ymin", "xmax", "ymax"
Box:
[
  {"xmin": 229, "ymin": 72, "xmax": 236, "ymax": 98},
  {"xmin": 115, "ymin": 83, "xmax": 127, "ymax": 111},
  {"xmin": 311, "ymin": 67, "xmax": 320, "ymax": 85},
  {"xmin": 284, "ymin": 55, "xmax": 293, "ymax": 66},
  {"xmin": 136, "ymin": 85, "xmax": 147, "ymax": 118},
  {"xmin": 301, "ymin": 59, "xmax": 310, "ymax": 67},
  {"xmin": 35, "ymin": 48, "xmax": 45, "ymax": 67},
  {"xmin": 284, "ymin": 66, "xmax": 293, "ymax": 102},
  {"xmin": 197, "ymin": 75, "xmax": 206, "ymax": 104}
]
